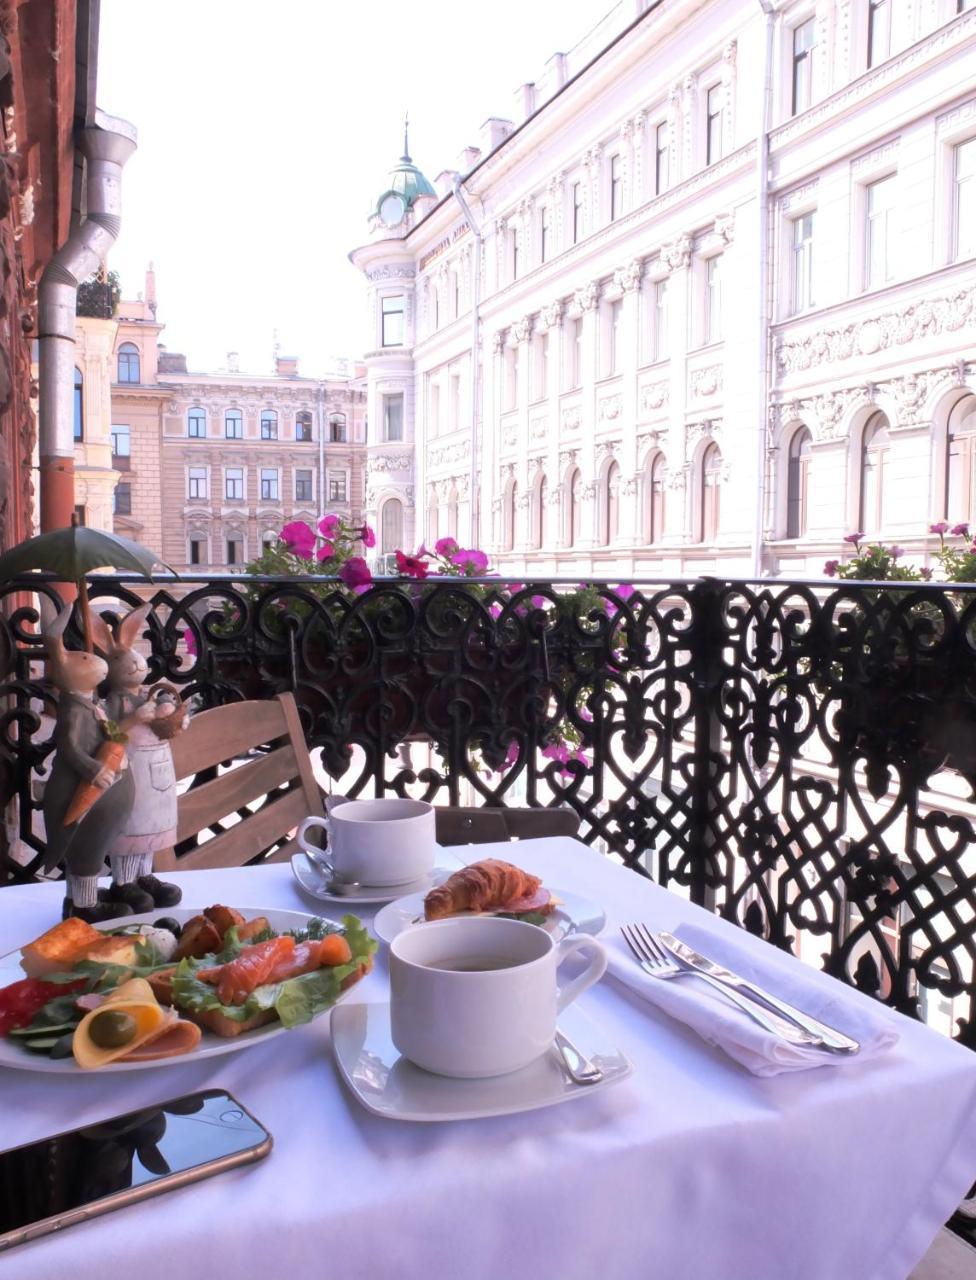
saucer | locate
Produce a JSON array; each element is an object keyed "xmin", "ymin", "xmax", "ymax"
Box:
[
  {"xmin": 290, "ymin": 853, "xmax": 453, "ymax": 906},
  {"xmin": 371, "ymin": 886, "xmax": 607, "ymax": 947},
  {"xmin": 330, "ymin": 1001, "xmax": 633, "ymax": 1121}
]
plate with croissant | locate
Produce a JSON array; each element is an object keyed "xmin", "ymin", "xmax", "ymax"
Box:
[{"xmin": 371, "ymin": 858, "xmax": 606, "ymax": 947}]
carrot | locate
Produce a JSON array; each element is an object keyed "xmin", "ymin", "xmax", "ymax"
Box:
[
  {"xmin": 317, "ymin": 934, "xmax": 352, "ymax": 967},
  {"xmin": 63, "ymin": 721, "xmax": 128, "ymax": 825}
]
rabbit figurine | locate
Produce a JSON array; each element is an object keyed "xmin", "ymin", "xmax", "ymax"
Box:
[
  {"xmin": 90, "ymin": 603, "xmax": 184, "ymax": 914},
  {"xmin": 39, "ymin": 598, "xmax": 137, "ymax": 923}
]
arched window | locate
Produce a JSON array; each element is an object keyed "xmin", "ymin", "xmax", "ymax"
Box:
[
  {"xmin": 601, "ymin": 461, "xmax": 620, "ymax": 546},
  {"xmin": 73, "ymin": 368, "xmax": 84, "ymax": 441},
  {"xmin": 567, "ymin": 468, "xmax": 582, "ymax": 547},
  {"xmin": 786, "ymin": 427, "xmax": 812, "ymax": 539},
  {"xmin": 188, "ymin": 407, "xmax": 206, "ymax": 438},
  {"xmin": 946, "ymin": 394, "xmax": 976, "ymax": 520},
  {"xmin": 534, "ymin": 476, "xmax": 548, "ymax": 548},
  {"xmin": 645, "ymin": 452, "xmax": 665, "ymax": 543},
  {"xmin": 260, "ymin": 410, "xmax": 278, "ymax": 440},
  {"xmin": 860, "ymin": 411, "xmax": 890, "ymax": 532},
  {"xmin": 225, "ymin": 409, "xmax": 243, "ymax": 439},
  {"xmin": 380, "ymin": 498, "xmax": 404, "ymax": 556},
  {"xmin": 117, "ymin": 343, "xmax": 140, "ymax": 384},
  {"xmin": 700, "ymin": 443, "xmax": 723, "ymax": 542},
  {"xmin": 504, "ymin": 481, "xmax": 517, "ymax": 552}
]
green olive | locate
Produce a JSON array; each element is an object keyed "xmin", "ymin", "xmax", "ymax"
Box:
[{"xmin": 88, "ymin": 1009, "xmax": 138, "ymax": 1049}]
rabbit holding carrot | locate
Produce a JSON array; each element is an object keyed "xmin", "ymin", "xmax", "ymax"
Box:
[
  {"xmin": 39, "ymin": 598, "xmax": 138, "ymax": 923},
  {"xmin": 90, "ymin": 603, "xmax": 184, "ymax": 914}
]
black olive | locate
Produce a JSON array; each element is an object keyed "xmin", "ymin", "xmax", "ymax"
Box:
[
  {"xmin": 153, "ymin": 917, "xmax": 182, "ymax": 939},
  {"xmin": 50, "ymin": 1033, "xmax": 75, "ymax": 1059},
  {"xmin": 89, "ymin": 1010, "xmax": 137, "ymax": 1049}
]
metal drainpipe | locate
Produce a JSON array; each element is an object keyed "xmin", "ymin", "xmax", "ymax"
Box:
[
  {"xmin": 751, "ymin": 0, "xmax": 776, "ymax": 578},
  {"xmin": 37, "ymin": 111, "xmax": 137, "ymax": 531},
  {"xmin": 452, "ymin": 177, "xmax": 483, "ymax": 547},
  {"xmin": 317, "ymin": 386, "xmax": 326, "ymax": 521}
]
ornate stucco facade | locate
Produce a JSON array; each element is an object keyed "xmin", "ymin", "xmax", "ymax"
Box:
[{"xmin": 351, "ymin": 0, "xmax": 976, "ymax": 578}]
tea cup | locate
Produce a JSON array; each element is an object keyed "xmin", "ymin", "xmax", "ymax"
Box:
[{"xmin": 297, "ymin": 797, "xmax": 435, "ymax": 887}]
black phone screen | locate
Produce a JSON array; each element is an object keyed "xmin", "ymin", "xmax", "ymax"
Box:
[{"xmin": 0, "ymin": 1089, "xmax": 269, "ymax": 1239}]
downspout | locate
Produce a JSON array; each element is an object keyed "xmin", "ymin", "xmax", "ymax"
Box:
[
  {"xmin": 751, "ymin": 0, "xmax": 775, "ymax": 577},
  {"xmin": 317, "ymin": 386, "xmax": 326, "ymax": 520},
  {"xmin": 451, "ymin": 176, "xmax": 482, "ymax": 547},
  {"xmin": 37, "ymin": 110, "xmax": 137, "ymax": 531}
]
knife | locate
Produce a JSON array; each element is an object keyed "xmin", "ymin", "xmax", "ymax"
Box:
[{"xmin": 658, "ymin": 933, "xmax": 860, "ymax": 1055}]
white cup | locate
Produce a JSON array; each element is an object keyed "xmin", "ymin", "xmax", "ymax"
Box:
[
  {"xmin": 389, "ymin": 916, "xmax": 607, "ymax": 1078},
  {"xmin": 297, "ymin": 797, "xmax": 435, "ymax": 887}
]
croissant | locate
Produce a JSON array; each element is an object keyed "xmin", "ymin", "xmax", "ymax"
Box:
[{"xmin": 424, "ymin": 859, "xmax": 544, "ymax": 921}]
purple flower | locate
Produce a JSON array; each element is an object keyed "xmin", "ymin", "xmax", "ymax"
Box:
[
  {"xmin": 615, "ymin": 583, "xmax": 635, "ymax": 601},
  {"xmin": 489, "ymin": 602, "xmax": 503, "ymax": 619},
  {"xmin": 338, "ymin": 557, "xmax": 372, "ymax": 589},
  {"xmin": 843, "ymin": 532, "xmax": 865, "ymax": 545},
  {"xmin": 930, "ymin": 521, "xmax": 950, "ymax": 535},
  {"xmin": 360, "ymin": 524, "xmax": 376, "ymax": 548},
  {"xmin": 182, "ymin": 628, "xmax": 197, "ymax": 657},
  {"xmin": 920, "ymin": 567, "xmax": 933, "ymax": 580},
  {"xmin": 396, "ymin": 550, "xmax": 429, "ymax": 579},
  {"xmin": 824, "ymin": 559, "xmax": 840, "ymax": 577},
  {"xmin": 318, "ymin": 514, "xmax": 341, "ymax": 540},
  {"xmin": 889, "ymin": 546, "xmax": 904, "ymax": 560},
  {"xmin": 280, "ymin": 520, "xmax": 316, "ymax": 558},
  {"xmin": 530, "ymin": 594, "xmax": 549, "ymax": 609},
  {"xmin": 315, "ymin": 540, "xmax": 336, "ymax": 563},
  {"xmin": 580, "ymin": 706, "xmax": 593, "ymax": 722},
  {"xmin": 451, "ymin": 548, "xmax": 490, "ymax": 575},
  {"xmin": 435, "ymin": 536, "xmax": 459, "ymax": 557},
  {"xmin": 951, "ymin": 523, "xmax": 971, "ymax": 538}
]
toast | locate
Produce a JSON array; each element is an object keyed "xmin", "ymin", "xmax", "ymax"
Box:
[{"xmin": 20, "ymin": 918, "xmax": 103, "ymax": 978}]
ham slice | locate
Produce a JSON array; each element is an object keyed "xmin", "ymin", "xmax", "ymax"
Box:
[
  {"xmin": 501, "ymin": 887, "xmax": 553, "ymax": 914},
  {"xmin": 122, "ymin": 1014, "xmax": 202, "ymax": 1061}
]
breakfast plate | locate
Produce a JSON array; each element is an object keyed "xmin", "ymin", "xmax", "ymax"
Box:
[
  {"xmin": 0, "ymin": 906, "xmax": 373, "ymax": 1074},
  {"xmin": 290, "ymin": 852, "xmax": 455, "ymax": 906},
  {"xmin": 371, "ymin": 887, "xmax": 607, "ymax": 947},
  {"xmin": 330, "ymin": 999, "xmax": 633, "ymax": 1121}
]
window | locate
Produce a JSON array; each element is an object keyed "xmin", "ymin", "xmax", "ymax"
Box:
[
  {"xmin": 188, "ymin": 467, "xmax": 208, "ymax": 500},
  {"xmin": 189, "ymin": 536, "xmax": 205, "ymax": 566},
  {"xmin": 295, "ymin": 469, "xmax": 313, "ymax": 502},
  {"xmin": 786, "ymin": 428, "xmax": 812, "ymax": 538},
  {"xmin": 791, "ymin": 213, "xmax": 815, "ymax": 314},
  {"xmin": 654, "ymin": 279, "xmax": 669, "ymax": 360},
  {"xmin": 295, "ymin": 411, "xmax": 313, "ymax": 442},
  {"xmin": 505, "ymin": 346, "xmax": 519, "ymax": 410},
  {"xmin": 430, "ymin": 383, "xmax": 441, "ymax": 436},
  {"xmin": 540, "ymin": 207, "xmax": 549, "ymax": 263},
  {"xmin": 960, "ymin": 0, "xmax": 976, "ymax": 10},
  {"xmin": 572, "ymin": 182, "xmax": 583, "ymax": 244},
  {"xmin": 860, "ymin": 412, "xmax": 890, "ymax": 531},
  {"xmin": 447, "ymin": 485, "xmax": 459, "ymax": 540},
  {"xmin": 655, "ymin": 122, "xmax": 670, "ymax": 195},
  {"xmin": 535, "ymin": 476, "xmax": 548, "ymax": 547},
  {"xmin": 610, "ymin": 154, "xmax": 623, "ymax": 221},
  {"xmin": 188, "ymin": 408, "xmax": 206, "ymax": 438},
  {"xmin": 225, "ymin": 467, "xmax": 245, "ymax": 501},
  {"xmin": 260, "ymin": 469, "xmax": 279, "ymax": 501},
  {"xmin": 329, "ymin": 414, "xmax": 347, "ymax": 443},
  {"xmin": 867, "ymin": 0, "xmax": 891, "ymax": 68},
  {"xmin": 953, "ymin": 139, "xmax": 976, "ymax": 261},
  {"xmin": 701, "ymin": 443, "xmax": 723, "ymax": 541},
  {"xmin": 226, "ymin": 536, "xmax": 243, "ymax": 567},
  {"xmin": 113, "ymin": 482, "xmax": 131, "ymax": 515},
  {"xmin": 704, "ymin": 256, "xmax": 723, "ymax": 344},
  {"xmin": 791, "ymin": 19, "xmax": 815, "ymax": 116},
  {"xmin": 608, "ymin": 299, "xmax": 623, "ymax": 375},
  {"xmin": 568, "ymin": 317, "xmax": 582, "ymax": 389},
  {"xmin": 568, "ymin": 469, "xmax": 582, "ymax": 546},
  {"xmin": 329, "ymin": 474, "xmax": 347, "ymax": 502},
  {"xmin": 602, "ymin": 462, "xmax": 620, "ymax": 545},
  {"xmin": 73, "ymin": 368, "xmax": 84, "ymax": 441},
  {"xmin": 381, "ymin": 498, "xmax": 404, "ymax": 555},
  {"xmin": 381, "ymin": 295, "xmax": 404, "ymax": 347},
  {"xmin": 507, "ymin": 482, "xmax": 518, "ymax": 550},
  {"xmin": 73, "ymin": 504, "xmax": 87, "ymax": 527},
  {"xmin": 946, "ymin": 394, "xmax": 976, "ymax": 519},
  {"xmin": 706, "ymin": 85, "xmax": 723, "ymax": 165},
  {"xmin": 111, "ymin": 423, "xmax": 131, "ymax": 464},
  {"xmin": 261, "ymin": 410, "xmax": 278, "ymax": 440},
  {"xmin": 117, "ymin": 343, "xmax": 140, "ymax": 384},
  {"xmin": 451, "ymin": 271, "xmax": 460, "ymax": 319},
  {"xmin": 533, "ymin": 333, "xmax": 549, "ymax": 401},
  {"xmin": 262, "ymin": 530, "xmax": 277, "ymax": 551},
  {"xmin": 225, "ymin": 409, "xmax": 243, "ymax": 439},
  {"xmin": 383, "ymin": 394, "xmax": 404, "ymax": 441},
  {"xmin": 865, "ymin": 176, "xmax": 896, "ymax": 289},
  {"xmin": 646, "ymin": 453, "xmax": 665, "ymax": 543},
  {"xmin": 449, "ymin": 370, "xmax": 461, "ymax": 426},
  {"xmin": 511, "ymin": 228, "xmax": 519, "ymax": 281}
]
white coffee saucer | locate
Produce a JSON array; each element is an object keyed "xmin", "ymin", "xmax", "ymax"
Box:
[
  {"xmin": 291, "ymin": 853, "xmax": 453, "ymax": 906},
  {"xmin": 330, "ymin": 1000, "xmax": 633, "ymax": 1122}
]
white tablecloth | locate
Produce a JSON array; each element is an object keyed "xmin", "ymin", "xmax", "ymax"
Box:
[{"xmin": 3, "ymin": 837, "xmax": 976, "ymax": 1280}]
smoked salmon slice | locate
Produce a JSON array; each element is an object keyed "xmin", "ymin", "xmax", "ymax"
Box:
[
  {"xmin": 265, "ymin": 935, "xmax": 352, "ymax": 984},
  {"xmin": 198, "ymin": 936, "xmax": 295, "ymax": 1006}
]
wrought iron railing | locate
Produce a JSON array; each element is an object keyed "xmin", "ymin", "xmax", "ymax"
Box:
[{"xmin": 4, "ymin": 572, "xmax": 976, "ymax": 1052}]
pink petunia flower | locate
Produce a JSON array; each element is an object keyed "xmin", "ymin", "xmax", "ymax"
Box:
[
  {"xmin": 930, "ymin": 521, "xmax": 950, "ymax": 535},
  {"xmin": 315, "ymin": 540, "xmax": 336, "ymax": 563},
  {"xmin": 339, "ymin": 557, "xmax": 372, "ymax": 589},
  {"xmin": 951, "ymin": 523, "xmax": 971, "ymax": 538},
  {"xmin": 451, "ymin": 548, "xmax": 490, "ymax": 574},
  {"xmin": 889, "ymin": 546, "xmax": 905, "ymax": 559},
  {"xmin": 615, "ymin": 583, "xmax": 635, "ymax": 601},
  {"xmin": 435, "ymin": 536, "xmax": 460, "ymax": 557},
  {"xmin": 824, "ymin": 559, "xmax": 840, "ymax": 576},
  {"xmin": 318, "ymin": 514, "xmax": 341, "ymax": 540},
  {"xmin": 360, "ymin": 524, "xmax": 376, "ymax": 548},
  {"xmin": 920, "ymin": 567, "xmax": 933, "ymax": 580},
  {"xmin": 396, "ymin": 550, "xmax": 429, "ymax": 579},
  {"xmin": 843, "ymin": 532, "xmax": 865, "ymax": 545},
  {"xmin": 182, "ymin": 628, "xmax": 197, "ymax": 657},
  {"xmin": 280, "ymin": 520, "xmax": 316, "ymax": 558}
]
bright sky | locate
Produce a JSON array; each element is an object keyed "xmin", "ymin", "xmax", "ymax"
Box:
[{"xmin": 97, "ymin": 0, "xmax": 612, "ymax": 378}]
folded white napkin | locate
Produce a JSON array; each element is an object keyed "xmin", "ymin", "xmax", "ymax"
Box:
[{"xmin": 609, "ymin": 922, "xmax": 900, "ymax": 1076}]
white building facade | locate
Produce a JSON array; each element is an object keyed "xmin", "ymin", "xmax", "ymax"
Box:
[{"xmin": 351, "ymin": 0, "xmax": 976, "ymax": 579}]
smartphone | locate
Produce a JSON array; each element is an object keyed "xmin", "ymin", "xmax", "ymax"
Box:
[{"xmin": 0, "ymin": 1088, "xmax": 271, "ymax": 1252}]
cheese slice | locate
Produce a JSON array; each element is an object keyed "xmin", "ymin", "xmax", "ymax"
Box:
[{"xmin": 72, "ymin": 979, "xmax": 168, "ymax": 1069}]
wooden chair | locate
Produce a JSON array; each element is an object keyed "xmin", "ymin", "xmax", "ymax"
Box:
[
  {"xmin": 435, "ymin": 806, "xmax": 580, "ymax": 847},
  {"xmin": 155, "ymin": 692, "xmax": 323, "ymax": 872}
]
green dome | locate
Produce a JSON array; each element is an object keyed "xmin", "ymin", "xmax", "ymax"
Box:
[{"xmin": 374, "ymin": 120, "xmax": 436, "ymax": 216}]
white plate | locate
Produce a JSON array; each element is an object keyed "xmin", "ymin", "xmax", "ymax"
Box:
[
  {"xmin": 290, "ymin": 852, "xmax": 454, "ymax": 906},
  {"xmin": 0, "ymin": 906, "xmax": 370, "ymax": 1074},
  {"xmin": 331, "ymin": 1000, "xmax": 632, "ymax": 1121},
  {"xmin": 371, "ymin": 886, "xmax": 607, "ymax": 947}
]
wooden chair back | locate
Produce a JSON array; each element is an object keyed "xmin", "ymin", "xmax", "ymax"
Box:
[
  {"xmin": 154, "ymin": 692, "xmax": 322, "ymax": 872},
  {"xmin": 435, "ymin": 806, "xmax": 580, "ymax": 847}
]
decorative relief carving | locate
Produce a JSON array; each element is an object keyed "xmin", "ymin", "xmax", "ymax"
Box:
[
  {"xmin": 515, "ymin": 491, "xmax": 531, "ymax": 510},
  {"xmin": 561, "ymin": 408, "xmax": 582, "ymax": 430},
  {"xmin": 613, "ymin": 259, "xmax": 642, "ymax": 293},
  {"xmin": 667, "ymin": 465, "xmax": 689, "ymax": 490},
  {"xmin": 492, "ymin": 330, "xmax": 506, "ymax": 354},
  {"xmin": 596, "ymin": 440, "xmax": 619, "ymax": 459},
  {"xmin": 691, "ymin": 365, "xmax": 723, "ymax": 398},
  {"xmin": 599, "ymin": 396, "xmax": 622, "ymax": 421},
  {"xmin": 503, "ymin": 425, "xmax": 518, "ymax": 447},
  {"xmin": 530, "ymin": 416, "xmax": 547, "ymax": 439},
  {"xmin": 574, "ymin": 281, "xmax": 599, "ymax": 312},
  {"xmin": 778, "ymin": 180, "xmax": 818, "ymax": 213},
  {"xmin": 852, "ymin": 139, "xmax": 900, "ymax": 172},
  {"xmin": 662, "ymin": 235, "xmax": 692, "ymax": 271},
  {"xmin": 366, "ymin": 266, "xmax": 416, "ymax": 281},
  {"xmin": 540, "ymin": 301, "xmax": 563, "ymax": 330},
  {"xmin": 621, "ymin": 475, "xmax": 639, "ymax": 497},
  {"xmin": 641, "ymin": 382, "xmax": 669, "ymax": 413},
  {"xmin": 529, "ymin": 455, "xmax": 546, "ymax": 473},
  {"xmin": 428, "ymin": 442, "xmax": 470, "ymax": 466},
  {"xmin": 714, "ymin": 212, "xmax": 735, "ymax": 244},
  {"xmin": 513, "ymin": 315, "xmax": 532, "ymax": 343},
  {"xmin": 559, "ymin": 449, "xmax": 580, "ymax": 468},
  {"xmin": 366, "ymin": 453, "xmax": 412, "ymax": 473},
  {"xmin": 581, "ymin": 482, "xmax": 598, "ymax": 500},
  {"xmin": 685, "ymin": 420, "xmax": 715, "ymax": 455}
]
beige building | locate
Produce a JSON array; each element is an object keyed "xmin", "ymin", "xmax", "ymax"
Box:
[
  {"xmin": 71, "ymin": 315, "xmax": 122, "ymax": 533},
  {"xmin": 108, "ymin": 270, "xmax": 367, "ymax": 570}
]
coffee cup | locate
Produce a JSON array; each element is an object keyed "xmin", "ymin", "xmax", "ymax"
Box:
[
  {"xmin": 389, "ymin": 916, "xmax": 607, "ymax": 1078},
  {"xmin": 297, "ymin": 797, "xmax": 435, "ymax": 887}
]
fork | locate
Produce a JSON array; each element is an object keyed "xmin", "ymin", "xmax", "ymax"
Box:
[{"xmin": 620, "ymin": 924, "xmax": 824, "ymax": 1048}]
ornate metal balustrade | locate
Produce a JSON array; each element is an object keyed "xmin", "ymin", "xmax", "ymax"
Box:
[{"xmin": 3, "ymin": 572, "xmax": 976, "ymax": 1052}]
